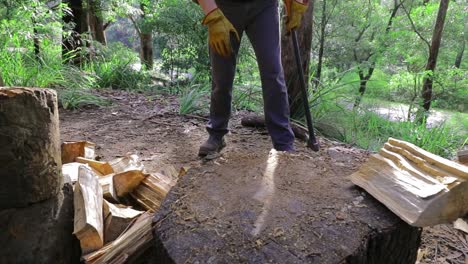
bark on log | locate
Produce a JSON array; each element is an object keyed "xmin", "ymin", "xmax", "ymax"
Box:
[
  {"xmin": 152, "ymin": 150, "xmax": 421, "ymax": 263},
  {"xmin": 458, "ymin": 149, "xmax": 468, "ymax": 165},
  {"xmin": 241, "ymin": 115, "xmax": 309, "ymax": 141},
  {"xmin": 0, "ymin": 87, "xmax": 62, "ymax": 209},
  {"xmin": 0, "ymin": 184, "xmax": 81, "ymax": 264}
]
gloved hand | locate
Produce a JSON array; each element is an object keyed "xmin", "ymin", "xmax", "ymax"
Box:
[
  {"xmin": 284, "ymin": 0, "xmax": 308, "ymax": 31},
  {"xmin": 202, "ymin": 8, "xmax": 240, "ymax": 57}
]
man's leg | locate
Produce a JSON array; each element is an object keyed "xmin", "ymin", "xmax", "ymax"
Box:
[
  {"xmin": 245, "ymin": 1, "xmax": 295, "ymax": 151},
  {"xmin": 200, "ymin": 3, "xmax": 245, "ymax": 156}
]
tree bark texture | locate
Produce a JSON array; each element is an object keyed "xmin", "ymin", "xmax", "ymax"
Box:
[
  {"xmin": 139, "ymin": 2, "xmax": 154, "ymax": 70},
  {"xmin": 454, "ymin": 37, "xmax": 464, "ymax": 68},
  {"xmin": 140, "ymin": 32, "xmax": 154, "ymax": 70},
  {"xmin": 62, "ymin": 0, "xmax": 89, "ymax": 63},
  {"xmin": 421, "ymin": 0, "xmax": 450, "ymax": 112},
  {"xmin": 0, "ymin": 88, "xmax": 62, "ymax": 209},
  {"xmin": 88, "ymin": 0, "xmax": 107, "ymax": 45},
  {"xmin": 32, "ymin": 16, "xmax": 40, "ymax": 61},
  {"xmin": 353, "ymin": 66, "xmax": 375, "ymax": 109},
  {"xmin": 281, "ymin": 1, "xmax": 315, "ymax": 119},
  {"xmin": 0, "ymin": 184, "xmax": 81, "ymax": 263},
  {"xmin": 313, "ymin": 0, "xmax": 327, "ymax": 90}
]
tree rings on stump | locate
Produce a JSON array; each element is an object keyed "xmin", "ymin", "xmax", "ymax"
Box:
[
  {"xmin": 0, "ymin": 87, "xmax": 62, "ymax": 209},
  {"xmin": 153, "ymin": 149, "xmax": 421, "ymax": 263}
]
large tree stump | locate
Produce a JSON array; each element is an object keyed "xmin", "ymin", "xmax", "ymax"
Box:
[
  {"xmin": 0, "ymin": 87, "xmax": 80, "ymax": 263},
  {"xmin": 153, "ymin": 148, "xmax": 422, "ymax": 263},
  {"xmin": 0, "ymin": 184, "xmax": 81, "ymax": 264},
  {"xmin": 0, "ymin": 87, "xmax": 62, "ymax": 209}
]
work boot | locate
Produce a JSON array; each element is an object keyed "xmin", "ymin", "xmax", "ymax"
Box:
[{"xmin": 198, "ymin": 136, "xmax": 226, "ymax": 157}]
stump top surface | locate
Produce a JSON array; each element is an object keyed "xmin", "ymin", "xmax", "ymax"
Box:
[
  {"xmin": 154, "ymin": 148, "xmax": 401, "ymax": 263},
  {"xmin": 0, "ymin": 86, "xmax": 56, "ymax": 97}
]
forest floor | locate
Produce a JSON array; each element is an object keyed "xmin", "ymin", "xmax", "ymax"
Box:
[{"xmin": 59, "ymin": 89, "xmax": 467, "ymax": 264}]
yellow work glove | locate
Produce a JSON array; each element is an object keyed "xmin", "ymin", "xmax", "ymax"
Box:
[
  {"xmin": 284, "ymin": 0, "xmax": 308, "ymax": 31},
  {"xmin": 202, "ymin": 8, "xmax": 240, "ymax": 57}
]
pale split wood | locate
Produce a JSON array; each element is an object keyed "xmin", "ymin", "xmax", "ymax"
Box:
[
  {"xmin": 113, "ymin": 170, "xmax": 147, "ymax": 197},
  {"xmin": 62, "ymin": 162, "xmax": 82, "ymax": 184},
  {"xmin": 109, "ymin": 155, "xmax": 144, "ymax": 174},
  {"xmin": 98, "ymin": 174, "xmax": 119, "ymax": 203},
  {"xmin": 350, "ymin": 138, "xmax": 468, "ymax": 227},
  {"xmin": 73, "ymin": 165, "xmax": 104, "ymax": 254},
  {"xmin": 83, "ymin": 212, "xmax": 153, "ymax": 264},
  {"xmin": 76, "ymin": 157, "xmax": 114, "ymax": 176},
  {"xmin": 388, "ymin": 137, "xmax": 468, "ymax": 179},
  {"xmin": 61, "ymin": 141, "xmax": 95, "ymax": 164},
  {"xmin": 383, "ymin": 143, "xmax": 453, "ymax": 178},
  {"xmin": 130, "ymin": 170, "xmax": 180, "ymax": 212},
  {"xmin": 102, "ymin": 201, "xmax": 144, "ymax": 244}
]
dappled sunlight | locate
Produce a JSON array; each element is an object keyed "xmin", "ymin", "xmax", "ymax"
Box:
[{"xmin": 251, "ymin": 149, "xmax": 279, "ymax": 236}]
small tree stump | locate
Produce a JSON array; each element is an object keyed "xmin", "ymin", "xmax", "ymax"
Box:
[
  {"xmin": 153, "ymin": 149, "xmax": 421, "ymax": 263},
  {"xmin": 0, "ymin": 87, "xmax": 62, "ymax": 209}
]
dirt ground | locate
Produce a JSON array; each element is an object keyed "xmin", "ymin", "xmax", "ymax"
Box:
[{"xmin": 59, "ymin": 89, "xmax": 467, "ymax": 264}]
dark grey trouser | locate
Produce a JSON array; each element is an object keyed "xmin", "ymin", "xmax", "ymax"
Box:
[{"xmin": 207, "ymin": 0, "xmax": 295, "ymax": 151}]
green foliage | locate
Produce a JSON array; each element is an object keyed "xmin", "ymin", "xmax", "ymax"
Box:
[
  {"xmin": 152, "ymin": 0, "xmax": 208, "ymax": 77},
  {"xmin": 177, "ymin": 80, "xmax": 209, "ymax": 115},
  {"xmin": 87, "ymin": 42, "xmax": 152, "ymax": 90}
]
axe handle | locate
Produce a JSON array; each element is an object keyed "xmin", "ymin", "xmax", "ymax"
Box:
[{"xmin": 291, "ymin": 30, "xmax": 319, "ymax": 151}]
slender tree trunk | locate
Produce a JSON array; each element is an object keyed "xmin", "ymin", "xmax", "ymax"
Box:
[
  {"xmin": 281, "ymin": 1, "xmax": 315, "ymax": 118},
  {"xmin": 138, "ymin": 2, "xmax": 154, "ymax": 70},
  {"xmin": 88, "ymin": 0, "xmax": 106, "ymax": 45},
  {"xmin": 420, "ymin": 0, "xmax": 450, "ymax": 112},
  {"xmin": 62, "ymin": 0, "xmax": 88, "ymax": 63},
  {"xmin": 313, "ymin": 0, "xmax": 326, "ymax": 90},
  {"xmin": 353, "ymin": 66, "xmax": 375, "ymax": 109},
  {"xmin": 454, "ymin": 37, "xmax": 464, "ymax": 68},
  {"xmin": 33, "ymin": 23, "xmax": 40, "ymax": 61},
  {"xmin": 140, "ymin": 32, "xmax": 153, "ymax": 70}
]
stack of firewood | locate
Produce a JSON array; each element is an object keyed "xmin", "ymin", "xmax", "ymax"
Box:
[{"xmin": 61, "ymin": 141, "xmax": 186, "ymax": 263}]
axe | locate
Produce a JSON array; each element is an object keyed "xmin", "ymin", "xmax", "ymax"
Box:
[{"xmin": 291, "ymin": 29, "xmax": 319, "ymax": 151}]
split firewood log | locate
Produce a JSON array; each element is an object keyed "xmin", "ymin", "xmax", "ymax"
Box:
[
  {"xmin": 102, "ymin": 201, "xmax": 144, "ymax": 243},
  {"xmin": 113, "ymin": 170, "xmax": 148, "ymax": 197},
  {"xmin": 350, "ymin": 137, "xmax": 468, "ymax": 227},
  {"xmin": 61, "ymin": 141, "xmax": 95, "ymax": 164},
  {"xmin": 98, "ymin": 174, "xmax": 119, "ymax": 203},
  {"xmin": 130, "ymin": 167, "xmax": 180, "ymax": 212},
  {"xmin": 83, "ymin": 212, "xmax": 153, "ymax": 264},
  {"xmin": 73, "ymin": 165, "xmax": 104, "ymax": 254},
  {"xmin": 76, "ymin": 157, "xmax": 114, "ymax": 176}
]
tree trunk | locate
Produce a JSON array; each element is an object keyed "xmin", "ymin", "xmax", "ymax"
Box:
[
  {"xmin": 140, "ymin": 32, "xmax": 154, "ymax": 70},
  {"xmin": 353, "ymin": 66, "xmax": 375, "ymax": 109},
  {"xmin": 454, "ymin": 37, "xmax": 464, "ymax": 68},
  {"xmin": 420, "ymin": 0, "xmax": 450, "ymax": 113},
  {"xmin": 0, "ymin": 88, "xmax": 62, "ymax": 209},
  {"xmin": 281, "ymin": 1, "xmax": 315, "ymax": 119},
  {"xmin": 32, "ymin": 16, "xmax": 40, "ymax": 61},
  {"xmin": 88, "ymin": 0, "xmax": 107, "ymax": 45},
  {"xmin": 138, "ymin": 2, "xmax": 154, "ymax": 70},
  {"xmin": 313, "ymin": 0, "xmax": 327, "ymax": 90},
  {"xmin": 62, "ymin": 0, "xmax": 89, "ymax": 63}
]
